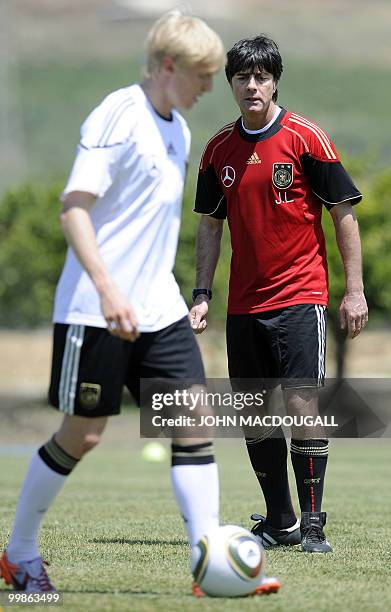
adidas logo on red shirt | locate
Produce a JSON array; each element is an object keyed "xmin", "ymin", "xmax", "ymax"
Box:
[{"xmin": 246, "ymin": 152, "xmax": 261, "ymax": 164}]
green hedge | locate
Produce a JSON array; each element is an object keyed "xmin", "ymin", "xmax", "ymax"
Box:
[
  {"xmin": 0, "ymin": 183, "xmax": 66, "ymax": 327},
  {"xmin": 175, "ymin": 177, "xmax": 231, "ymax": 320},
  {"xmin": 323, "ymin": 168, "xmax": 391, "ymax": 321},
  {"xmin": 1, "ymin": 169, "xmax": 390, "ymax": 328}
]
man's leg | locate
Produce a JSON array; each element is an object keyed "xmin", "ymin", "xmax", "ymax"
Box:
[
  {"xmin": 245, "ymin": 420, "xmax": 301, "ymax": 548},
  {"xmin": 280, "ymin": 304, "xmax": 332, "ymax": 553},
  {"xmin": 170, "ymin": 431, "xmax": 219, "ymax": 547},
  {"xmin": 1, "ymin": 323, "xmax": 127, "ymax": 590},
  {"xmin": 285, "ymin": 388, "xmax": 331, "ymax": 552},
  {"xmin": 285, "ymin": 388, "xmax": 329, "ymax": 514},
  {"xmin": 246, "ymin": 427, "xmax": 297, "ymax": 529},
  {"xmin": 134, "ymin": 318, "xmax": 220, "ymax": 548},
  {"xmin": 226, "ymin": 314, "xmax": 299, "ymax": 546},
  {"xmin": 244, "ymin": 388, "xmax": 297, "ymax": 530},
  {"xmin": 6, "ymin": 415, "xmax": 107, "ymax": 561},
  {"xmin": 8, "ymin": 322, "xmax": 125, "ymax": 561},
  {"xmin": 1, "ymin": 415, "xmax": 107, "ymax": 591}
]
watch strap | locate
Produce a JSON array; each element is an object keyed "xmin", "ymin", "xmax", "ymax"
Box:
[{"xmin": 192, "ymin": 288, "xmax": 212, "ymax": 301}]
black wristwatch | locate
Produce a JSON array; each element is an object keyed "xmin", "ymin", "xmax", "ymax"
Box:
[{"xmin": 192, "ymin": 288, "xmax": 212, "ymax": 301}]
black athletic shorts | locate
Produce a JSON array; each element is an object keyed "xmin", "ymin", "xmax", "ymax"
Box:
[
  {"xmin": 226, "ymin": 304, "xmax": 327, "ymax": 390},
  {"xmin": 49, "ymin": 316, "xmax": 205, "ymax": 417}
]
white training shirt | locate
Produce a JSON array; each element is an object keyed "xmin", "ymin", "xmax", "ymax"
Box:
[{"xmin": 53, "ymin": 84, "xmax": 190, "ymax": 332}]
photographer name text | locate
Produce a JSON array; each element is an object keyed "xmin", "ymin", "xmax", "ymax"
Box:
[{"xmin": 151, "ymin": 415, "xmax": 338, "ymax": 428}]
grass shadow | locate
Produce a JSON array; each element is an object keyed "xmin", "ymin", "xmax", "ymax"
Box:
[{"xmin": 89, "ymin": 538, "xmax": 187, "ymax": 546}]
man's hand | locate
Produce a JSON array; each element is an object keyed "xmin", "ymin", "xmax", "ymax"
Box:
[
  {"xmin": 189, "ymin": 298, "xmax": 209, "ymax": 334},
  {"xmin": 100, "ymin": 285, "xmax": 140, "ymax": 342},
  {"xmin": 339, "ymin": 291, "xmax": 368, "ymax": 339}
]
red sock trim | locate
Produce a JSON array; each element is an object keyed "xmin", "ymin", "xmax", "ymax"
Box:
[{"xmin": 309, "ymin": 457, "xmax": 315, "ymax": 512}]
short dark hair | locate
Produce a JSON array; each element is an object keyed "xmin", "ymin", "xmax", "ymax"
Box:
[{"xmin": 225, "ymin": 35, "xmax": 283, "ymax": 102}]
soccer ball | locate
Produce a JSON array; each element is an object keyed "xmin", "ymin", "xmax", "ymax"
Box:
[{"xmin": 191, "ymin": 524, "xmax": 266, "ymax": 597}]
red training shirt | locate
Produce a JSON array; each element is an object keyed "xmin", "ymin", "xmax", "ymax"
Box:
[{"xmin": 194, "ymin": 108, "xmax": 362, "ymax": 314}]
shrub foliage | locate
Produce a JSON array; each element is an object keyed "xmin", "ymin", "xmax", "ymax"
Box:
[
  {"xmin": 0, "ymin": 183, "xmax": 66, "ymax": 326},
  {"xmin": 1, "ymin": 169, "xmax": 390, "ymax": 344}
]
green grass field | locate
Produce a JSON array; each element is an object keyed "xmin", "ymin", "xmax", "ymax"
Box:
[{"xmin": 1, "ymin": 414, "xmax": 390, "ymax": 612}]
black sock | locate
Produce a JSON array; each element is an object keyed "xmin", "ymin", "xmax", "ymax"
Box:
[
  {"xmin": 290, "ymin": 439, "xmax": 329, "ymax": 513},
  {"xmin": 246, "ymin": 428, "xmax": 297, "ymax": 529}
]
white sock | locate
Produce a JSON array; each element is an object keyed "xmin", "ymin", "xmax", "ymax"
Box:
[
  {"xmin": 171, "ymin": 462, "xmax": 219, "ymax": 546},
  {"xmin": 7, "ymin": 452, "xmax": 68, "ymax": 562}
]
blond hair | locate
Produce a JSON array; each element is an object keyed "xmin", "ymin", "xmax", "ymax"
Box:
[{"xmin": 145, "ymin": 10, "xmax": 224, "ymax": 76}]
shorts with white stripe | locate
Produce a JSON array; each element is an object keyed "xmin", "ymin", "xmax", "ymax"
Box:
[
  {"xmin": 48, "ymin": 318, "xmax": 205, "ymax": 417},
  {"xmin": 227, "ymin": 304, "xmax": 327, "ymax": 389}
]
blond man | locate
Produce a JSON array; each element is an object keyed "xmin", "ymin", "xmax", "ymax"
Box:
[{"xmin": 0, "ymin": 11, "xmax": 224, "ymax": 593}]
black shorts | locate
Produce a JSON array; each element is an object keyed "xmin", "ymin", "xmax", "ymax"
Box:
[
  {"xmin": 226, "ymin": 305, "xmax": 327, "ymax": 390},
  {"xmin": 49, "ymin": 316, "xmax": 205, "ymax": 417}
]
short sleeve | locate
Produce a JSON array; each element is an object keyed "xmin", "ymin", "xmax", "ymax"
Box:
[
  {"xmin": 62, "ymin": 92, "xmax": 136, "ymax": 200},
  {"xmin": 299, "ymin": 125, "xmax": 362, "ymax": 209},
  {"xmin": 194, "ymin": 164, "xmax": 227, "ymax": 219},
  {"xmin": 300, "ymin": 154, "xmax": 362, "ymax": 210},
  {"xmin": 193, "ymin": 137, "xmax": 227, "ymax": 218}
]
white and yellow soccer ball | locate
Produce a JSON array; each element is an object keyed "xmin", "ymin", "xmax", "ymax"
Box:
[{"xmin": 191, "ymin": 525, "xmax": 266, "ymax": 597}]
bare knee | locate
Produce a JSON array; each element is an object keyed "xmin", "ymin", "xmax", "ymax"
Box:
[
  {"xmin": 55, "ymin": 415, "xmax": 107, "ymax": 459},
  {"xmin": 80, "ymin": 432, "xmax": 102, "ymax": 455}
]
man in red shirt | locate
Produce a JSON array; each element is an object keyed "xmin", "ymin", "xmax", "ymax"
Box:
[{"xmin": 190, "ymin": 35, "xmax": 368, "ymax": 553}]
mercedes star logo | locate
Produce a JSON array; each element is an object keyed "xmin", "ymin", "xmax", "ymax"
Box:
[{"xmin": 221, "ymin": 165, "xmax": 236, "ymax": 188}]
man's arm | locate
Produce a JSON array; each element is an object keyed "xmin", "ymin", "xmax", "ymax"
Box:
[
  {"xmin": 61, "ymin": 191, "xmax": 139, "ymax": 341},
  {"xmin": 330, "ymin": 202, "xmax": 368, "ymax": 338},
  {"xmin": 189, "ymin": 215, "xmax": 224, "ymax": 334}
]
